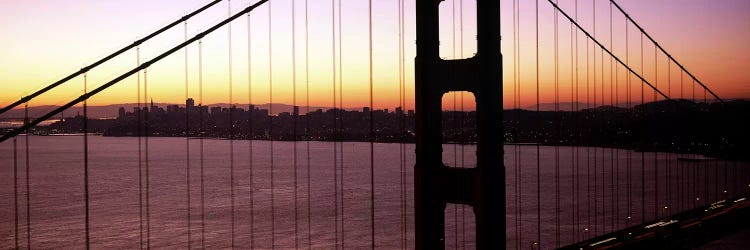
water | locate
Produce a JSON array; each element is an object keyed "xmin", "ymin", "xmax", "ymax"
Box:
[{"xmin": 0, "ymin": 136, "xmax": 747, "ymax": 249}]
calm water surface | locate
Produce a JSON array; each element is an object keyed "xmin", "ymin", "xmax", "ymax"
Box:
[{"xmin": 0, "ymin": 136, "xmax": 747, "ymax": 249}]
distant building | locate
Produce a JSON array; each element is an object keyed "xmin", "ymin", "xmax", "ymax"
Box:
[
  {"xmin": 167, "ymin": 105, "xmax": 179, "ymax": 114},
  {"xmin": 186, "ymin": 98, "xmax": 195, "ymax": 110},
  {"xmin": 118, "ymin": 107, "xmax": 126, "ymax": 119},
  {"xmin": 293, "ymin": 106, "xmax": 300, "ymax": 116}
]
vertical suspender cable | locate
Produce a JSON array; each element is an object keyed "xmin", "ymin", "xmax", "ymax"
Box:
[
  {"xmin": 654, "ymin": 46, "xmax": 659, "ymax": 219},
  {"xmin": 640, "ymin": 32, "xmax": 646, "ymax": 223},
  {"xmin": 451, "ymin": 0, "xmax": 459, "ymax": 247},
  {"xmin": 330, "ymin": 0, "xmax": 339, "ymax": 247},
  {"xmin": 227, "ymin": 1, "xmax": 236, "ymax": 248},
  {"xmin": 570, "ymin": 0, "xmax": 576, "ymax": 239},
  {"xmin": 291, "ymin": 0, "xmax": 299, "ymax": 247},
  {"xmin": 592, "ymin": 0, "xmax": 598, "ymax": 235},
  {"xmin": 268, "ymin": 1, "xmax": 276, "ymax": 248},
  {"xmin": 246, "ymin": 12, "xmax": 255, "ymax": 249},
  {"xmin": 399, "ymin": 0, "xmax": 407, "ymax": 247},
  {"xmin": 593, "ymin": 0, "xmax": 601, "ymax": 235},
  {"xmin": 136, "ymin": 46, "xmax": 144, "ymax": 250},
  {"xmin": 144, "ymin": 67, "xmax": 150, "ymax": 249},
  {"xmin": 400, "ymin": 0, "xmax": 408, "ymax": 248},
  {"xmin": 633, "ymin": 33, "xmax": 656, "ymax": 223},
  {"xmin": 704, "ymin": 88, "xmax": 709, "ymax": 204},
  {"xmin": 609, "ymin": 2, "xmax": 617, "ymax": 231},
  {"xmin": 84, "ymin": 73, "xmax": 90, "ymax": 250},
  {"xmin": 14, "ymin": 134, "xmax": 19, "ymax": 249},
  {"xmin": 331, "ymin": 0, "xmax": 340, "ymax": 247},
  {"xmin": 24, "ymin": 103, "xmax": 31, "ymax": 249},
  {"xmin": 368, "ymin": 0, "xmax": 376, "ymax": 248},
  {"xmin": 337, "ymin": 0, "xmax": 345, "ymax": 246},
  {"xmin": 625, "ymin": 16, "xmax": 632, "ymax": 226},
  {"xmin": 199, "ymin": 40, "xmax": 206, "ymax": 250},
  {"xmin": 304, "ymin": 0, "xmax": 312, "ymax": 247},
  {"xmin": 513, "ymin": 0, "xmax": 522, "ymax": 246},
  {"xmin": 459, "ymin": 0, "xmax": 467, "ymax": 248},
  {"xmin": 535, "ymin": 0, "xmax": 542, "ymax": 246},
  {"xmin": 667, "ymin": 58, "xmax": 673, "ymax": 214},
  {"xmin": 184, "ymin": 21, "xmax": 192, "ymax": 249},
  {"xmin": 553, "ymin": 0, "xmax": 560, "ymax": 246},
  {"xmin": 585, "ymin": 1, "xmax": 592, "ymax": 234},
  {"xmin": 601, "ymin": 46, "xmax": 607, "ymax": 232},
  {"xmin": 576, "ymin": 0, "xmax": 582, "ymax": 240},
  {"xmin": 401, "ymin": 0, "xmax": 408, "ymax": 245}
]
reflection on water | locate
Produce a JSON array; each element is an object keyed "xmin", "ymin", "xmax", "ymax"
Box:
[{"xmin": 0, "ymin": 136, "xmax": 747, "ymax": 249}]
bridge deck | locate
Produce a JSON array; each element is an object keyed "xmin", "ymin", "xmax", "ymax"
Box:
[{"xmin": 561, "ymin": 194, "xmax": 750, "ymax": 249}]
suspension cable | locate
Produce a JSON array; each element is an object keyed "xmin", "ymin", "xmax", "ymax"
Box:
[
  {"xmin": 136, "ymin": 46, "xmax": 144, "ymax": 250},
  {"xmin": 368, "ymin": 0, "xmax": 376, "ymax": 248},
  {"xmin": 330, "ymin": 0, "xmax": 339, "ymax": 247},
  {"xmin": 592, "ymin": 0, "xmax": 598, "ymax": 236},
  {"xmin": 0, "ymin": 0, "xmax": 271, "ymax": 143},
  {"xmin": 451, "ymin": 0, "xmax": 459, "ymax": 247},
  {"xmin": 246, "ymin": 11, "xmax": 255, "ymax": 250},
  {"xmin": 545, "ymin": 0, "xmax": 669, "ymax": 101},
  {"xmin": 640, "ymin": 32, "xmax": 646, "ymax": 224},
  {"xmin": 610, "ymin": 1, "xmax": 618, "ymax": 231},
  {"xmin": 553, "ymin": 0, "xmax": 560, "ymax": 246},
  {"xmin": 144, "ymin": 67, "xmax": 150, "ymax": 249},
  {"xmin": 13, "ymin": 129, "xmax": 19, "ymax": 250},
  {"xmin": 198, "ymin": 39, "xmax": 206, "ymax": 250},
  {"xmin": 183, "ymin": 20, "xmax": 192, "ymax": 250},
  {"xmin": 459, "ymin": 0, "xmax": 466, "ymax": 248},
  {"xmin": 338, "ymin": 0, "xmax": 345, "ymax": 247},
  {"xmin": 304, "ymin": 0, "xmax": 312, "ymax": 247},
  {"xmin": 572, "ymin": 0, "xmax": 583, "ymax": 241},
  {"xmin": 268, "ymin": 1, "xmax": 276, "ymax": 248},
  {"xmin": 0, "ymin": 0, "xmax": 225, "ymax": 116},
  {"xmin": 228, "ymin": 1, "xmax": 236, "ymax": 248},
  {"xmin": 624, "ymin": 7, "xmax": 632, "ymax": 227},
  {"xmin": 399, "ymin": 0, "xmax": 407, "ymax": 248},
  {"xmin": 513, "ymin": 0, "xmax": 522, "ymax": 246},
  {"xmin": 585, "ymin": 0, "xmax": 592, "ymax": 235},
  {"xmin": 24, "ymin": 103, "xmax": 31, "ymax": 249},
  {"xmin": 83, "ymin": 73, "xmax": 90, "ymax": 250},
  {"xmin": 402, "ymin": 0, "xmax": 408, "ymax": 243},
  {"xmin": 292, "ymin": 0, "xmax": 299, "ymax": 247},
  {"xmin": 535, "ymin": 0, "xmax": 542, "ymax": 246},
  {"xmin": 608, "ymin": 0, "xmax": 723, "ymax": 103},
  {"xmin": 654, "ymin": 45, "xmax": 659, "ymax": 219}
]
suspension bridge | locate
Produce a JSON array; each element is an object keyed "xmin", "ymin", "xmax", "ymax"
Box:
[{"xmin": 1, "ymin": 0, "xmax": 748, "ymax": 249}]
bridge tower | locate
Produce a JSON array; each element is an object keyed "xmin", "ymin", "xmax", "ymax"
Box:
[{"xmin": 414, "ymin": 0, "xmax": 504, "ymax": 249}]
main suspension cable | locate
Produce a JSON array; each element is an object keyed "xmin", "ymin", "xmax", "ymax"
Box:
[
  {"xmin": 0, "ymin": 0, "xmax": 225, "ymax": 116},
  {"xmin": 0, "ymin": 0, "xmax": 272, "ymax": 143},
  {"xmin": 608, "ymin": 0, "xmax": 723, "ymax": 103}
]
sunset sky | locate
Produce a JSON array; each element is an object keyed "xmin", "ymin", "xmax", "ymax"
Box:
[{"xmin": 0, "ymin": 0, "xmax": 748, "ymax": 111}]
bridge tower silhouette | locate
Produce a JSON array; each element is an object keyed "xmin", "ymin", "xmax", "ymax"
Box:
[{"xmin": 414, "ymin": 0, "xmax": 503, "ymax": 249}]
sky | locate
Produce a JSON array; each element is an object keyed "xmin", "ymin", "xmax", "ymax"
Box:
[{"xmin": 0, "ymin": 0, "xmax": 748, "ymax": 111}]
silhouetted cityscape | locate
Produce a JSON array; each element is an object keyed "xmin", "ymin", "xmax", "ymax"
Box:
[{"xmin": 14, "ymin": 98, "xmax": 746, "ymax": 160}]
